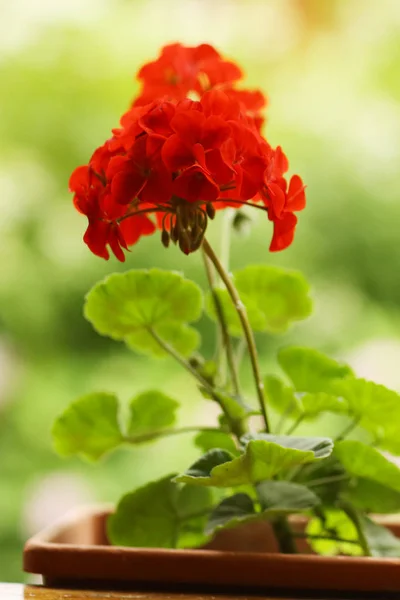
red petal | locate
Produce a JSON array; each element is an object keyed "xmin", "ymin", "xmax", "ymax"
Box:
[
  {"xmin": 83, "ymin": 221, "xmax": 110, "ymax": 260},
  {"xmin": 170, "ymin": 110, "xmax": 205, "ymax": 146},
  {"xmin": 162, "ymin": 134, "xmax": 194, "ymax": 171},
  {"xmin": 269, "ymin": 213, "xmax": 298, "ymax": 252},
  {"xmin": 267, "ymin": 182, "xmax": 286, "ymax": 218},
  {"xmin": 139, "ymin": 102, "xmax": 175, "ymax": 137},
  {"xmin": 119, "ymin": 214, "xmax": 156, "ymax": 246},
  {"xmin": 111, "ymin": 170, "xmax": 146, "ymax": 204},
  {"xmin": 202, "ymin": 116, "xmax": 231, "ymax": 148},
  {"xmin": 286, "ymin": 175, "xmax": 306, "ymax": 212},
  {"xmin": 205, "ymin": 148, "xmax": 235, "ymax": 185},
  {"xmin": 69, "ymin": 166, "xmax": 89, "ymax": 191}
]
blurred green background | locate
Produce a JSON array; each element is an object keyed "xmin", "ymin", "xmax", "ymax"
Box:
[{"xmin": 1, "ymin": 0, "xmax": 400, "ymax": 581}]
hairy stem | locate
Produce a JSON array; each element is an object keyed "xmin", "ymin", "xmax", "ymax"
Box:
[
  {"xmin": 202, "ymin": 248, "xmax": 241, "ymax": 395},
  {"xmin": 271, "ymin": 517, "xmax": 297, "ymax": 554},
  {"xmin": 340, "ymin": 500, "xmax": 371, "ymax": 557},
  {"xmin": 202, "ymin": 237, "xmax": 270, "ymax": 433}
]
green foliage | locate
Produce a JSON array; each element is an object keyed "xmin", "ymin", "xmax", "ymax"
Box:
[
  {"xmin": 206, "ymin": 493, "xmax": 256, "ymax": 534},
  {"xmin": 331, "ymin": 379, "xmax": 400, "ymax": 452},
  {"xmin": 84, "ymin": 269, "xmax": 203, "ymax": 357},
  {"xmin": 278, "ymin": 347, "xmax": 353, "ymax": 393},
  {"xmin": 107, "ymin": 475, "xmax": 213, "ymax": 548},
  {"xmin": 306, "ymin": 510, "xmax": 362, "ymax": 556},
  {"xmin": 206, "ymin": 265, "xmax": 312, "ymax": 336},
  {"xmin": 256, "ymin": 480, "xmax": 320, "ymax": 512},
  {"xmin": 241, "ymin": 433, "xmax": 334, "ymax": 460},
  {"xmin": 360, "ymin": 517, "xmax": 400, "ymax": 557},
  {"xmin": 52, "ymin": 392, "xmax": 123, "ymax": 461},
  {"xmin": 335, "ymin": 440, "xmax": 400, "ymax": 493},
  {"xmin": 194, "ymin": 430, "xmax": 238, "ymax": 455},
  {"xmin": 177, "ymin": 437, "xmax": 331, "ymax": 488},
  {"xmin": 264, "ymin": 375, "xmax": 347, "ymax": 421},
  {"xmin": 127, "ymin": 391, "xmax": 179, "ymax": 438}
]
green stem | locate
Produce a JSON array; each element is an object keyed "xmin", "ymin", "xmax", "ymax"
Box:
[
  {"xmin": 336, "ymin": 416, "xmax": 361, "ymax": 441},
  {"xmin": 307, "ymin": 473, "xmax": 351, "ymax": 488},
  {"xmin": 220, "ymin": 208, "xmax": 234, "ymax": 271},
  {"xmin": 148, "ymin": 328, "xmax": 241, "ymax": 438},
  {"xmin": 285, "ymin": 415, "xmax": 305, "ymax": 435},
  {"xmin": 202, "ymin": 248, "xmax": 241, "ymax": 396},
  {"xmin": 293, "ymin": 532, "xmax": 360, "ymax": 546},
  {"xmin": 202, "ymin": 237, "xmax": 270, "ymax": 433},
  {"xmin": 340, "ymin": 500, "xmax": 371, "ymax": 557},
  {"xmin": 125, "ymin": 425, "xmax": 221, "ymax": 445},
  {"xmin": 271, "ymin": 517, "xmax": 297, "ymax": 554}
]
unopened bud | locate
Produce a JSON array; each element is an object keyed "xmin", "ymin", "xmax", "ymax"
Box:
[
  {"xmin": 206, "ymin": 203, "xmax": 216, "ymax": 219},
  {"xmin": 161, "ymin": 229, "xmax": 170, "ymax": 248},
  {"xmin": 170, "ymin": 224, "xmax": 179, "ymax": 243},
  {"xmin": 232, "ymin": 211, "xmax": 253, "ymax": 236}
]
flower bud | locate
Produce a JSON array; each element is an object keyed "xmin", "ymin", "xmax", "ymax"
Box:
[
  {"xmin": 206, "ymin": 203, "xmax": 216, "ymax": 219},
  {"xmin": 161, "ymin": 229, "xmax": 170, "ymax": 248}
]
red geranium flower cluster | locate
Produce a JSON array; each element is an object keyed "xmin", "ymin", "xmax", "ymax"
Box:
[{"xmin": 70, "ymin": 43, "xmax": 305, "ymax": 261}]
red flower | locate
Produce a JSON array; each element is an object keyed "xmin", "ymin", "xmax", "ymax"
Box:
[{"xmin": 70, "ymin": 45, "xmax": 305, "ymax": 261}]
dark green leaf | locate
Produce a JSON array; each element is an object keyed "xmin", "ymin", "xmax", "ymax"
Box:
[
  {"xmin": 278, "ymin": 347, "xmax": 353, "ymax": 393},
  {"xmin": 127, "ymin": 390, "xmax": 179, "ymax": 439},
  {"xmin": 84, "ymin": 269, "xmax": 203, "ymax": 357},
  {"xmin": 206, "ymin": 493, "xmax": 256, "ymax": 534},
  {"xmin": 52, "ymin": 392, "xmax": 123, "ymax": 461},
  {"xmin": 344, "ymin": 478, "xmax": 400, "ymax": 514},
  {"xmin": 361, "ymin": 516, "xmax": 400, "ymax": 557},
  {"xmin": 257, "ymin": 480, "xmax": 320, "ymax": 512}
]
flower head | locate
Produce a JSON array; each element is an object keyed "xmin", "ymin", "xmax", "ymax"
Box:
[{"xmin": 70, "ymin": 44, "xmax": 305, "ymax": 261}]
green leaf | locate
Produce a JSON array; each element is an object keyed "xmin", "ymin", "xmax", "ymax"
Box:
[
  {"xmin": 52, "ymin": 392, "xmax": 123, "ymax": 461},
  {"xmin": 206, "ymin": 493, "xmax": 256, "ymax": 534},
  {"xmin": 278, "ymin": 347, "xmax": 353, "ymax": 393},
  {"xmin": 264, "ymin": 375, "xmax": 347, "ymax": 420},
  {"xmin": 108, "ymin": 476, "xmax": 213, "ymax": 549},
  {"xmin": 194, "ymin": 431, "xmax": 238, "ymax": 455},
  {"xmin": 344, "ymin": 478, "xmax": 400, "ymax": 514},
  {"xmin": 331, "ymin": 379, "xmax": 400, "ymax": 452},
  {"xmin": 361, "ymin": 516, "xmax": 400, "ymax": 557},
  {"xmin": 306, "ymin": 510, "xmax": 362, "ymax": 556},
  {"xmin": 207, "ymin": 482, "xmax": 319, "ymax": 536},
  {"xmin": 176, "ymin": 439, "xmax": 325, "ymax": 488},
  {"xmin": 206, "ymin": 265, "xmax": 312, "ymax": 336},
  {"xmin": 127, "ymin": 390, "xmax": 179, "ymax": 439},
  {"xmin": 84, "ymin": 269, "xmax": 203, "ymax": 357},
  {"xmin": 264, "ymin": 375, "xmax": 302, "ymax": 417},
  {"xmin": 335, "ymin": 440, "xmax": 400, "ymax": 493},
  {"xmin": 257, "ymin": 480, "xmax": 320, "ymax": 512},
  {"xmin": 241, "ymin": 433, "xmax": 334, "ymax": 460}
]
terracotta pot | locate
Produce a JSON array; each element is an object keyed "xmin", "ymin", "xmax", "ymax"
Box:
[{"xmin": 24, "ymin": 504, "xmax": 400, "ymax": 594}]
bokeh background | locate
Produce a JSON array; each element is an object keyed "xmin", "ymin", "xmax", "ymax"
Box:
[{"xmin": 1, "ymin": 0, "xmax": 400, "ymax": 581}]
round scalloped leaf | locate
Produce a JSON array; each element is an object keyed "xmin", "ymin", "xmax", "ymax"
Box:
[
  {"xmin": 241, "ymin": 433, "xmax": 333, "ymax": 460},
  {"xmin": 84, "ymin": 269, "xmax": 203, "ymax": 357},
  {"xmin": 127, "ymin": 390, "xmax": 179, "ymax": 439},
  {"xmin": 206, "ymin": 265, "xmax": 312, "ymax": 336},
  {"xmin": 278, "ymin": 347, "xmax": 353, "ymax": 393},
  {"xmin": 52, "ymin": 392, "xmax": 123, "ymax": 461}
]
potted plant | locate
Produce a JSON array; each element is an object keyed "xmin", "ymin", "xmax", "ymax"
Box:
[{"xmin": 24, "ymin": 43, "xmax": 400, "ymax": 595}]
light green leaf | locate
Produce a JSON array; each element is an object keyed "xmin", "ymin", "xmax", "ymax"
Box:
[
  {"xmin": 127, "ymin": 390, "xmax": 179, "ymax": 439},
  {"xmin": 264, "ymin": 375, "xmax": 347, "ymax": 420},
  {"xmin": 331, "ymin": 379, "xmax": 400, "ymax": 452},
  {"xmin": 306, "ymin": 510, "xmax": 362, "ymax": 556},
  {"xmin": 52, "ymin": 392, "xmax": 123, "ymax": 461},
  {"xmin": 278, "ymin": 347, "xmax": 353, "ymax": 393},
  {"xmin": 108, "ymin": 476, "xmax": 213, "ymax": 549},
  {"xmin": 206, "ymin": 493, "xmax": 256, "ymax": 534},
  {"xmin": 257, "ymin": 480, "xmax": 320, "ymax": 512},
  {"xmin": 194, "ymin": 431, "xmax": 238, "ymax": 455},
  {"xmin": 264, "ymin": 375, "xmax": 302, "ymax": 417},
  {"xmin": 206, "ymin": 265, "xmax": 312, "ymax": 336},
  {"xmin": 84, "ymin": 269, "xmax": 203, "ymax": 357},
  {"xmin": 176, "ymin": 439, "xmax": 324, "ymax": 488},
  {"xmin": 241, "ymin": 433, "xmax": 334, "ymax": 460},
  {"xmin": 344, "ymin": 478, "xmax": 400, "ymax": 514},
  {"xmin": 335, "ymin": 440, "xmax": 400, "ymax": 493},
  {"xmin": 361, "ymin": 516, "xmax": 400, "ymax": 557}
]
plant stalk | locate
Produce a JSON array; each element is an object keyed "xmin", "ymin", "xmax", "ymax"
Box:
[
  {"xmin": 202, "ymin": 237, "xmax": 271, "ymax": 433},
  {"xmin": 202, "ymin": 248, "xmax": 241, "ymax": 395},
  {"xmin": 271, "ymin": 517, "xmax": 297, "ymax": 554},
  {"xmin": 125, "ymin": 425, "xmax": 221, "ymax": 445}
]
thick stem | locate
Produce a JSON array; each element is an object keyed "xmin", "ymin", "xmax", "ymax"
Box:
[
  {"xmin": 202, "ymin": 238, "xmax": 270, "ymax": 433},
  {"xmin": 202, "ymin": 248, "xmax": 241, "ymax": 396},
  {"xmin": 271, "ymin": 517, "xmax": 297, "ymax": 554}
]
